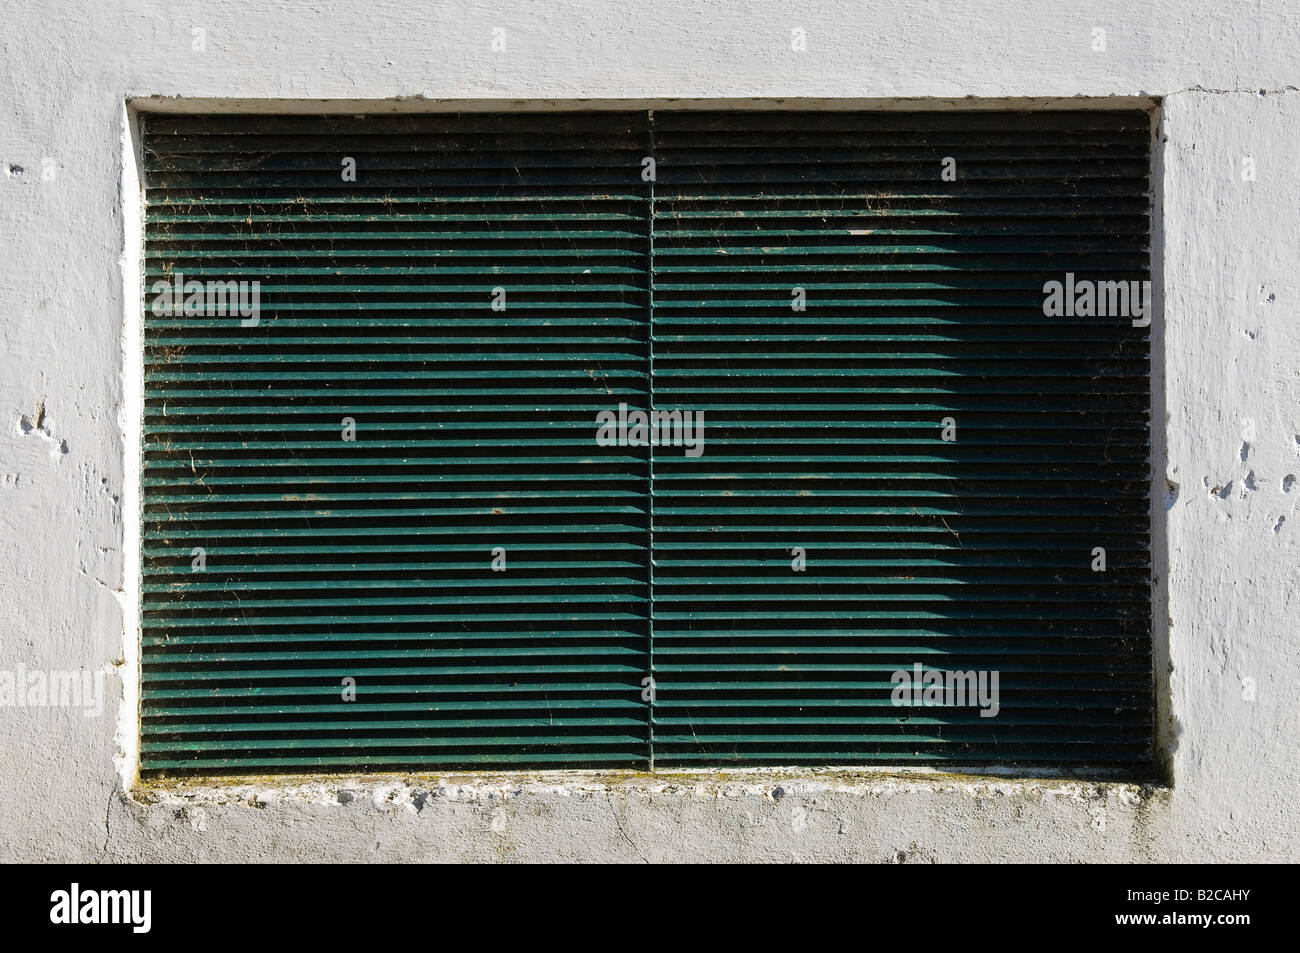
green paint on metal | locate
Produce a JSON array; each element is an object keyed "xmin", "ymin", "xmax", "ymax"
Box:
[{"xmin": 140, "ymin": 109, "xmax": 1152, "ymax": 776}]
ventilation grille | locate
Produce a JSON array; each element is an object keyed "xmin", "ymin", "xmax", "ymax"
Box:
[
  {"xmin": 139, "ymin": 109, "xmax": 1152, "ymax": 775},
  {"xmin": 141, "ymin": 113, "xmax": 652, "ymax": 771},
  {"xmin": 651, "ymin": 111, "xmax": 1152, "ymax": 766}
]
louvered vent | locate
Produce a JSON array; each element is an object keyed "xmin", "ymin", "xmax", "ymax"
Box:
[
  {"xmin": 141, "ymin": 113, "xmax": 653, "ymax": 771},
  {"xmin": 651, "ymin": 111, "xmax": 1152, "ymax": 767},
  {"xmin": 139, "ymin": 109, "xmax": 1152, "ymax": 775}
]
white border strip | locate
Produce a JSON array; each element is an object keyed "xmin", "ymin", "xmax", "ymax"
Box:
[
  {"xmin": 115, "ymin": 102, "xmax": 144, "ymax": 791},
  {"xmin": 127, "ymin": 95, "xmax": 1157, "ymax": 115}
]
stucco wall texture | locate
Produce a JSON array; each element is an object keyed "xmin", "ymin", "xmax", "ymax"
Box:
[{"xmin": 1, "ymin": 0, "xmax": 1297, "ymax": 863}]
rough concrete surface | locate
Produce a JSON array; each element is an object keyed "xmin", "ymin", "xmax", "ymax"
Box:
[{"xmin": 0, "ymin": 0, "xmax": 1297, "ymax": 862}]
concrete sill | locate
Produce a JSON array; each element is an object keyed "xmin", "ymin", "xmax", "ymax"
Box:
[{"xmin": 129, "ymin": 766, "xmax": 1168, "ymax": 811}]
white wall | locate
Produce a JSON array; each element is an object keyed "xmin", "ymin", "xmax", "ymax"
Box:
[{"xmin": 1, "ymin": 0, "xmax": 1296, "ymax": 862}]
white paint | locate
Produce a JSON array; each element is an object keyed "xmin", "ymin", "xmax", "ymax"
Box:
[
  {"xmin": 1, "ymin": 0, "xmax": 1297, "ymax": 862},
  {"xmin": 115, "ymin": 103, "xmax": 145, "ymax": 792}
]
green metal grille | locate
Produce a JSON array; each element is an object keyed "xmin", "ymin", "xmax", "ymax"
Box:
[
  {"xmin": 141, "ymin": 113, "xmax": 653, "ymax": 771},
  {"xmin": 649, "ymin": 111, "xmax": 1152, "ymax": 767},
  {"xmin": 139, "ymin": 109, "xmax": 1152, "ymax": 775}
]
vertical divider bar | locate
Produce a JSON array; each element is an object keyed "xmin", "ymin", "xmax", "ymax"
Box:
[{"xmin": 646, "ymin": 109, "xmax": 657, "ymax": 772}]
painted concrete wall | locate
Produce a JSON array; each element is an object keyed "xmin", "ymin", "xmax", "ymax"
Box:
[{"xmin": 1, "ymin": 0, "xmax": 1296, "ymax": 862}]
